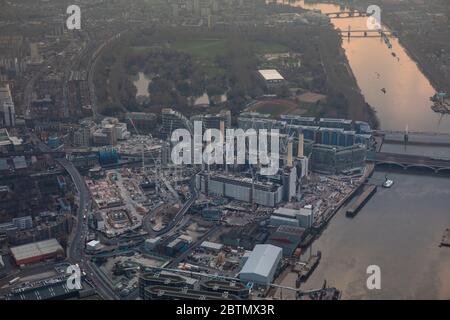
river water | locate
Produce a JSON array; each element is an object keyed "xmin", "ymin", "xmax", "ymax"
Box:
[
  {"xmin": 292, "ymin": 0, "xmax": 449, "ymax": 133},
  {"xmin": 277, "ymin": 1, "xmax": 450, "ymax": 299}
]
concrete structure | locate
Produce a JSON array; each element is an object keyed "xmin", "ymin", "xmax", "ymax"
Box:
[
  {"xmin": 282, "ymin": 166, "xmax": 297, "ymax": 202},
  {"xmin": 311, "ymin": 144, "xmax": 367, "ymax": 174},
  {"xmin": 73, "ymin": 121, "xmax": 96, "ymax": 147},
  {"xmin": 280, "ymin": 115, "xmax": 316, "ymax": 126},
  {"xmin": 319, "ymin": 118, "xmax": 353, "ymax": 131},
  {"xmin": 101, "ymin": 117, "xmax": 130, "ymax": 140},
  {"xmin": 12, "ymin": 156, "xmax": 27, "ymax": 170},
  {"xmin": 12, "ymin": 216, "xmax": 33, "ymax": 230},
  {"xmin": 94, "ymin": 212, "xmax": 105, "ymax": 230},
  {"xmin": 266, "ymin": 225, "xmax": 305, "ymax": 256},
  {"xmin": 201, "ymin": 208, "xmax": 222, "ymax": 221},
  {"xmin": 191, "ymin": 109, "xmax": 231, "ymax": 132},
  {"xmin": 239, "ymin": 244, "xmax": 282, "ymax": 285},
  {"xmin": 161, "ymin": 108, "xmax": 192, "ymax": 135},
  {"xmin": 270, "ymin": 206, "xmax": 313, "ymax": 228},
  {"xmin": 86, "ymin": 240, "xmax": 101, "ymax": 251},
  {"xmin": 200, "ymin": 241, "xmax": 223, "ymax": 252},
  {"xmin": 298, "ymin": 205, "xmax": 314, "ymax": 228},
  {"xmin": 269, "ymin": 215, "xmax": 300, "ymax": 227},
  {"xmin": 114, "ymin": 123, "xmax": 130, "ymax": 140},
  {"xmin": 257, "ymin": 69, "xmax": 285, "ymax": 91},
  {"xmin": 144, "ymin": 237, "xmax": 161, "ymax": 251},
  {"xmin": 29, "ymin": 43, "xmax": 43, "ymax": 64},
  {"xmin": 200, "ymin": 279, "xmax": 249, "ymax": 299},
  {"xmin": 90, "ymin": 118, "xmax": 131, "ymax": 146},
  {"xmin": 238, "ymin": 112, "xmax": 284, "ymax": 131},
  {"xmin": 10, "ymin": 239, "xmax": 64, "ymax": 265},
  {"xmin": 196, "ymin": 172, "xmax": 284, "ymax": 207},
  {"xmin": 126, "ymin": 112, "xmax": 157, "ymax": 133}
]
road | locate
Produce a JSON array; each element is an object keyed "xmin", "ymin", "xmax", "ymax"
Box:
[
  {"xmin": 56, "ymin": 157, "xmax": 119, "ymax": 300},
  {"xmin": 87, "ymin": 31, "xmax": 126, "ymax": 119},
  {"xmin": 32, "ymin": 126, "xmax": 111, "ymax": 298},
  {"xmin": 1, "ymin": 133, "xmax": 119, "ymax": 299},
  {"xmin": 143, "ymin": 176, "xmax": 198, "ymax": 238}
]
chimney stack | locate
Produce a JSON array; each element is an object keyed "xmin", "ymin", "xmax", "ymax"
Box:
[
  {"xmin": 287, "ymin": 138, "xmax": 293, "ymax": 167},
  {"xmin": 219, "ymin": 120, "xmax": 225, "ymax": 143},
  {"xmin": 298, "ymin": 133, "xmax": 304, "ymax": 158}
]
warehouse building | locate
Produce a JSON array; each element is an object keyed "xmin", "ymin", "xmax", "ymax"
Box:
[
  {"xmin": 239, "ymin": 244, "xmax": 282, "ymax": 285},
  {"xmin": 270, "ymin": 206, "xmax": 313, "ymax": 229},
  {"xmin": 200, "ymin": 241, "xmax": 223, "ymax": 253},
  {"xmin": 10, "ymin": 238, "xmax": 64, "ymax": 266},
  {"xmin": 266, "ymin": 225, "xmax": 305, "ymax": 256}
]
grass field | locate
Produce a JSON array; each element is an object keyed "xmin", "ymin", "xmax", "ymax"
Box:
[
  {"xmin": 169, "ymin": 39, "xmax": 290, "ymax": 76},
  {"xmin": 130, "ymin": 45, "xmax": 164, "ymax": 53},
  {"xmin": 251, "ymin": 41, "xmax": 290, "ymax": 54},
  {"xmin": 171, "ymin": 39, "xmax": 229, "ymax": 60},
  {"xmin": 172, "ymin": 39, "xmax": 289, "ymax": 56}
]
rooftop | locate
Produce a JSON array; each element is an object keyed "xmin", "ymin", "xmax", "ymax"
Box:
[
  {"xmin": 258, "ymin": 69, "xmax": 285, "ymax": 81},
  {"xmin": 239, "ymin": 244, "xmax": 282, "ymax": 279},
  {"xmin": 273, "ymin": 207, "xmax": 299, "ymax": 218},
  {"xmin": 10, "ymin": 239, "xmax": 64, "ymax": 262}
]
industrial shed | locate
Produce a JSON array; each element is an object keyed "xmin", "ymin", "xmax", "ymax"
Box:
[
  {"xmin": 10, "ymin": 238, "xmax": 64, "ymax": 266},
  {"xmin": 239, "ymin": 244, "xmax": 282, "ymax": 285}
]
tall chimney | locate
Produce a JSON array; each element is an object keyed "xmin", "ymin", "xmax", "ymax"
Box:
[
  {"xmin": 220, "ymin": 120, "xmax": 225, "ymax": 170},
  {"xmin": 287, "ymin": 138, "xmax": 293, "ymax": 167},
  {"xmin": 298, "ymin": 133, "xmax": 304, "ymax": 158},
  {"xmin": 219, "ymin": 120, "xmax": 225, "ymax": 143}
]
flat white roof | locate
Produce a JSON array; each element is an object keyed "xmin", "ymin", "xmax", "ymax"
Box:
[
  {"xmin": 10, "ymin": 239, "xmax": 63, "ymax": 261},
  {"xmin": 200, "ymin": 241, "xmax": 223, "ymax": 251},
  {"xmin": 273, "ymin": 207, "xmax": 299, "ymax": 218},
  {"xmin": 239, "ymin": 244, "xmax": 282, "ymax": 280},
  {"xmin": 87, "ymin": 240, "xmax": 100, "ymax": 246},
  {"xmin": 145, "ymin": 237, "xmax": 161, "ymax": 244},
  {"xmin": 258, "ymin": 69, "xmax": 284, "ymax": 81}
]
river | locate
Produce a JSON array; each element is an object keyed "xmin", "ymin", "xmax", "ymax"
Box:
[
  {"xmin": 274, "ymin": 1, "xmax": 450, "ymax": 299},
  {"xmin": 301, "ymin": 166, "xmax": 450, "ymax": 299},
  {"xmin": 290, "ymin": 0, "xmax": 449, "ymax": 133}
]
